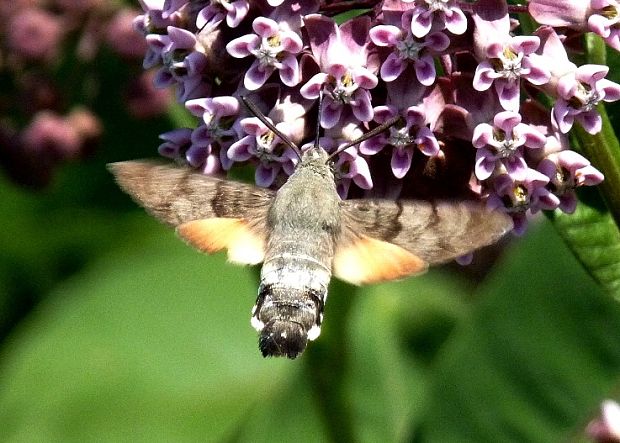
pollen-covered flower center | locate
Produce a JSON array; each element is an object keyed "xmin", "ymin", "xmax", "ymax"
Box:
[
  {"xmin": 255, "ymin": 129, "xmax": 289, "ymax": 162},
  {"xmin": 396, "ymin": 36, "xmax": 423, "ymax": 61},
  {"xmin": 502, "ymin": 184, "xmax": 529, "ymax": 212},
  {"xmin": 256, "ymin": 131, "xmax": 276, "ymax": 159},
  {"xmin": 333, "ymin": 160, "xmax": 350, "ymax": 180},
  {"xmin": 256, "ymin": 35, "xmax": 283, "ymax": 67},
  {"xmin": 327, "ymin": 72, "xmax": 357, "ymax": 104},
  {"xmin": 600, "ymin": 5, "xmax": 619, "ymax": 19},
  {"xmin": 548, "ymin": 166, "xmax": 573, "ymax": 195},
  {"xmin": 491, "ymin": 48, "xmax": 524, "ymax": 82}
]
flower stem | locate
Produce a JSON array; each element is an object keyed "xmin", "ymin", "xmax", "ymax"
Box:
[
  {"xmin": 578, "ymin": 34, "xmax": 620, "ymax": 228},
  {"xmin": 573, "ymin": 112, "xmax": 620, "ymax": 229}
]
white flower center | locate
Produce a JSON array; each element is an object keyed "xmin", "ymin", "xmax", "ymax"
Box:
[
  {"xmin": 573, "ymin": 83, "xmax": 602, "ymax": 112},
  {"xmin": 424, "ymin": 0, "xmax": 451, "ymax": 13},
  {"xmin": 396, "ymin": 36, "xmax": 424, "ymax": 61},
  {"xmin": 255, "ymin": 35, "xmax": 282, "ymax": 67},
  {"xmin": 388, "ymin": 126, "xmax": 414, "ymax": 147},
  {"xmin": 494, "ymin": 48, "xmax": 524, "ymax": 82},
  {"xmin": 328, "ymin": 72, "xmax": 357, "ymax": 104},
  {"xmin": 492, "ymin": 129, "xmax": 518, "ymax": 158}
]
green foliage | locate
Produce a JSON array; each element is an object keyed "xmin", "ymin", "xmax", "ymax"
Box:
[
  {"xmin": 548, "ymin": 188, "xmax": 620, "ymax": 299},
  {"xmin": 1, "ymin": 189, "xmax": 619, "ymax": 442}
]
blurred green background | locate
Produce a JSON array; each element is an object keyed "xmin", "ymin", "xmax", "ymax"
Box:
[
  {"xmin": 2, "ymin": 8, "xmax": 620, "ymax": 443},
  {"xmin": 1, "ymin": 113, "xmax": 620, "ymax": 443}
]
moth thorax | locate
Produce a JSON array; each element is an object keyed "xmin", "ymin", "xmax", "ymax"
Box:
[{"xmin": 252, "ymin": 283, "xmax": 327, "ymax": 359}]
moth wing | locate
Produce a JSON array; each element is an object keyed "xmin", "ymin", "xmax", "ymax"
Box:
[
  {"xmin": 339, "ymin": 198, "xmax": 512, "ymax": 268},
  {"xmin": 333, "ymin": 229, "xmax": 428, "ymax": 286},
  {"xmin": 108, "ymin": 160, "xmax": 275, "ymax": 265}
]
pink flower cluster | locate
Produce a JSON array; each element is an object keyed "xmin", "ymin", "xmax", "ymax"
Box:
[
  {"xmin": 0, "ymin": 0, "xmax": 172, "ymax": 187},
  {"xmin": 135, "ymin": 0, "xmax": 618, "ymax": 235}
]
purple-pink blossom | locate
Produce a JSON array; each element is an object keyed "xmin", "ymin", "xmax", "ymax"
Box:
[
  {"xmin": 125, "ymin": 0, "xmax": 614, "ymax": 241},
  {"xmin": 228, "ymin": 116, "xmax": 298, "ymax": 187},
  {"xmin": 472, "ymin": 111, "xmax": 546, "ymax": 181},
  {"xmin": 226, "ymin": 17, "xmax": 302, "ymax": 90},
  {"xmin": 529, "ymin": 0, "xmax": 620, "ymax": 51},
  {"xmin": 538, "ymin": 150, "xmax": 604, "ymax": 213},
  {"xmin": 300, "ymin": 15, "xmax": 378, "ymax": 128},
  {"xmin": 404, "ymin": 0, "xmax": 467, "ymax": 38},
  {"xmin": 370, "ymin": 10, "xmax": 449, "ymax": 85}
]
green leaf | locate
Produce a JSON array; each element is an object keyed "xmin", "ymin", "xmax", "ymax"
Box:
[
  {"xmin": 548, "ymin": 188, "xmax": 620, "ymax": 299},
  {"xmin": 0, "ymin": 218, "xmax": 294, "ymax": 442},
  {"xmin": 420, "ymin": 220, "xmax": 620, "ymax": 443},
  {"xmin": 345, "ymin": 272, "xmax": 470, "ymax": 443}
]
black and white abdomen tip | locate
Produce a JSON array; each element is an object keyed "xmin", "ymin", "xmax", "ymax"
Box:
[{"xmin": 251, "ymin": 283, "xmax": 326, "ymax": 359}]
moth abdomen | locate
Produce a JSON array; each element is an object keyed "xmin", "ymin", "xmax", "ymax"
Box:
[
  {"xmin": 252, "ymin": 281, "xmax": 327, "ymax": 359},
  {"xmin": 258, "ymin": 319, "xmax": 309, "ymax": 359}
]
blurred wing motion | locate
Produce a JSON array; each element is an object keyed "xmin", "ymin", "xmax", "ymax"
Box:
[
  {"xmin": 108, "ymin": 160, "xmax": 275, "ymax": 265},
  {"xmin": 336, "ymin": 199, "xmax": 513, "ymax": 284},
  {"xmin": 109, "ymin": 160, "xmax": 512, "ymax": 281}
]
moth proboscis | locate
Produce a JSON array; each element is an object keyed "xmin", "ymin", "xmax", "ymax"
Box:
[{"xmin": 108, "ymin": 99, "xmax": 512, "ymax": 359}]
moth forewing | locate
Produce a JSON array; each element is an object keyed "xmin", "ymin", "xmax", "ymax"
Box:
[
  {"xmin": 340, "ymin": 199, "xmax": 513, "ymax": 265},
  {"xmin": 108, "ymin": 160, "xmax": 273, "ymax": 264},
  {"xmin": 107, "ymin": 160, "xmax": 275, "ymax": 225}
]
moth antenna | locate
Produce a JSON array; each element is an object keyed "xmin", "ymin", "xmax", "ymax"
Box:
[
  {"xmin": 314, "ymin": 89, "xmax": 324, "ymax": 149},
  {"xmin": 326, "ymin": 115, "xmax": 401, "ymax": 161},
  {"xmin": 240, "ymin": 96, "xmax": 303, "ymax": 161}
]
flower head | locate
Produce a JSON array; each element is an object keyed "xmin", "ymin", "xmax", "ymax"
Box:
[{"xmin": 125, "ymin": 0, "xmax": 611, "ymax": 241}]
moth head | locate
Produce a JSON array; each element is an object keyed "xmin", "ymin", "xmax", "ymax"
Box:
[
  {"xmin": 258, "ymin": 319, "xmax": 308, "ymax": 359},
  {"xmin": 300, "ymin": 145, "xmax": 330, "ymax": 165}
]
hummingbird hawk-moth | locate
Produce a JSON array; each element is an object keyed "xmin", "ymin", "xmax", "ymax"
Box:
[{"xmin": 109, "ymin": 97, "xmax": 512, "ymax": 359}]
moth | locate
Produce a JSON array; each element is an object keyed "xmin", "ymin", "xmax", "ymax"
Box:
[{"xmin": 109, "ymin": 97, "xmax": 512, "ymax": 359}]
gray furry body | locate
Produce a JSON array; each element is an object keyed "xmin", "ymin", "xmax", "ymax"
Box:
[{"xmin": 252, "ymin": 147, "xmax": 340, "ymax": 358}]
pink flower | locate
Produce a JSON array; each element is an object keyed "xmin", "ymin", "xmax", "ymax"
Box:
[
  {"xmin": 472, "ymin": 111, "xmax": 546, "ymax": 181},
  {"xmin": 487, "ymin": 168, "xmax": 552, "ymax": 235},
  {"xmin": 472, "ymin": 0, "xmax": 550, "ymax": 111},
  {"xmin": 537, "ymin": 150, "xmax": 604, "ymax": 213},
  {"xmin": 300, "ymin": 15, "xmax": 378, "ymax": 128},
  {"xmin": 196, "ymin": 0, "xmax": 249, "ymax": 29},
  {"xmin": 404, "ymin": 0, "xmax": 467, "ymax": 38},
  {"xmin": 227, "ymin": 116, "xmax": 299, "ymax": 187},
  {"xmin": 226, "ymin": 17, "xmax": 303, "ymax": 90},
  {"xmin": 8, "ymin": 8, "xmax": 64, "ymax": 62},
  {"xmin": 529, "ymin": 0, "xmax": 620, "ymax": 51},
  {"xmin": 360, "ymin": 74, "xmax": 441, "ymax": 179}
]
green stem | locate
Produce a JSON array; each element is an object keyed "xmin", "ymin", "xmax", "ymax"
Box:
[
  {"xmin": 167, "ymin": 102, "xmax": 195, "ymax": 128},
  {"xmin": 573, "ymin": 113, "xmax": 620, "ymax": 229},
  {"xmin": 576, "ymin": 34, "xmax": 620, "ymax": 228}
]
